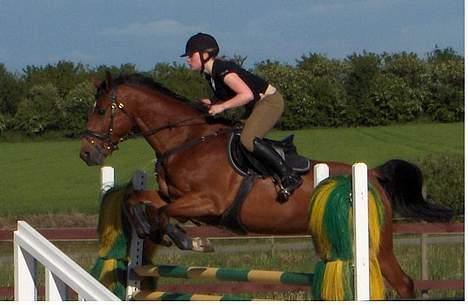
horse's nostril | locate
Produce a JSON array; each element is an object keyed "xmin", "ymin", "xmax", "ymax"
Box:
[{"xmin": 80, "ymin": 151, "xmax": 90, "ymax": 161}]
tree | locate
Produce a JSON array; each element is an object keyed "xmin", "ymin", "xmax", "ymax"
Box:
[
  {"xmin": 93, "ymin": 63, "xmax": 138, "ymax": 80},
  {"xmin": 13, "ymin": 83, "xmax": 62, "ymax": 135},
  {"xmin": 297, "ymin": 52, "xmax": 344, "ymax": 79},
  {"xmin": 151, "ymin": 62, "xmax": 210, "ymax": 101},
  {"xmin": 22, "ymin": 61, "xmax": 89, "ymax": 98},
  {"xmin": 382, "ymin": 52, "xmax": 426, "ymax": 88},
  {"xmin": 0, "ymin": 63, "xmax": 25, "ymax": 116},
  {"xmin": 423, "ymin": 47, "xmax": 464, "ymax": 122},
  {"xmin": 58, "ymin": 81, "xmax": 96, "ymax": 137},
  {"xmin": 343, "ymin": 51, "xmax": 383, "ymax": 125}
]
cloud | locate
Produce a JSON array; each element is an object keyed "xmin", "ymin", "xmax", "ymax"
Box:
[{"xmin": 100, "ymin": 19, "xmax": 202, "ymax": 37}]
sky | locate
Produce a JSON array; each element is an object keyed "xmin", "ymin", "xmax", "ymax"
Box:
[{"xmin": 0, "ymin": 0, "xmax": 464, "ymax": 72}]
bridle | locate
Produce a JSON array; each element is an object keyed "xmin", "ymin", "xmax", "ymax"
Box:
[
  {"xmin": 82, "ymin": 89, "xmax": 219, "ymax": 154},
  {"xmin": 82, "ymin": 89, "xmax": 134, "ymax": 153}
]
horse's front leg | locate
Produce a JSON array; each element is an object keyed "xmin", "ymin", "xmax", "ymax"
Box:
[
  {"xmin": 127, "ymin": 190, "xmax": 216, "ymax": 252},
  {"xmin": 162, "ymin": 192, "xmax": 223, "ymax": 252},
  {"xmin": 125, "ymin": 189, "xmax": 172, "ymax": 246}
]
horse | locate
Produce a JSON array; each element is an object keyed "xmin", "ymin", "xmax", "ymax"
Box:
[{"xmin": 80, "ymin": 72, "xmax": 453, "ymax": 299}]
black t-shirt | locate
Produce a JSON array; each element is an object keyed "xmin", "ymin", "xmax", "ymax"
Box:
[{"xmin": 205, "ymin": 59, "xmax": 269, "ymax": 104}]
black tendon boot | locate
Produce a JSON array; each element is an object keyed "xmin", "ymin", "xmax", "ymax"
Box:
[{"xmin": 253, "ymin": 137, "xmax": 303, "ymax": 200}]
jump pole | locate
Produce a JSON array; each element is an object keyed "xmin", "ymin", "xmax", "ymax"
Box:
[{"xmin": 100, "ymin": 166, "xmax": 144, "ymax": 301}]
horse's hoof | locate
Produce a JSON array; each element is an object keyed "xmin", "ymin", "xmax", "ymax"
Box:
[
  {"xmin": 165, "ymin": 223, "xmax": 193, "ymax": 250},
  {"xmin": 149, "ymin": 233, "xmax": 173, "ymax": 247},
  {"xmin": 191, "ymin": 237, "xmax": 215, "ymax": 252},
  {"xmin": 124, "ymin": 203, "xmax": 152, "ymax": 238}
]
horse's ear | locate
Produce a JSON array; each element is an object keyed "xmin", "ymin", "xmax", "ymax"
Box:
[
  {"xmin": 90, "ymin": 76, "xmax": 101, "ymax": 89},
  {"xmin": 105, "ymin": 71, "xmax": 113, "ymax": 89}
]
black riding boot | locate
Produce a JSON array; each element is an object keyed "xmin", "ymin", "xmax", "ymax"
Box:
[{"xmin": 253, "ymin": 137, "xmax": 303, "ymax": 200}]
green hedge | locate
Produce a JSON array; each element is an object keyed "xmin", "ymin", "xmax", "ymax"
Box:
[
  {"xmin": 416, "ymin": 153, "xmax": 464, "ymax": 215},
  {"xmin": 0, "ymin": 47, "xmax": 464, "ymax": 137}
]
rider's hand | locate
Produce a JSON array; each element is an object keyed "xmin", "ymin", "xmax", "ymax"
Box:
[
  {"xmin": 208, "ymin": 104, "xmax": 226, "ymax": 116},
  {"xmin": 198, "ymin": 99, "xmax": 212, "ymax": 107}
]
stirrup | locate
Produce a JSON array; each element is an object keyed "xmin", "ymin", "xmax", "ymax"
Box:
[{"xmin": 277, "ymin": 175, "xmax": 302, "ymax": 202}]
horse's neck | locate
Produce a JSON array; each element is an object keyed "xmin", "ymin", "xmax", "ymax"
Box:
[{"xmin": 133, "ymin": 94, "xmax": 222, "ymax": 155}]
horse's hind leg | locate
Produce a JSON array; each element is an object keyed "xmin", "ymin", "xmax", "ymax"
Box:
[
  {"xmin": 378, "ymin": 249, "xmax": 416, "ymax": 299},
  {"xmin": 378, "ymin": 217, "xmax": 416, "ymax": 299},
  {"xmin": 374, "ymin": 179, "xmax": 416, "ymax": 299}
]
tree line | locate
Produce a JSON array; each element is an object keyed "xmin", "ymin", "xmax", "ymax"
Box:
[{"xmin": 0, "ymin": 46, "xmax": 463, "ymax": 138}]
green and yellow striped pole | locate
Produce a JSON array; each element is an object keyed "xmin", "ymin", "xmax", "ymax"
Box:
[
  {"xmin": 133, "ymin": 290, "xmax": 260, "ymax": 301},
  {"xmin": 134, "ymin": 264, "xmax": 314, "ymax": 286}
]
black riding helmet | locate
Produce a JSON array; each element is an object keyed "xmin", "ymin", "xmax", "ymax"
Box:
[{"xmin": 181, "ymin": 32, "xmax": 219, "ymax": 57}]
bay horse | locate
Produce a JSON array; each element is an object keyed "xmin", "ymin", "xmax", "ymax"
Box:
[{"xmin": 80, "ymin": 72, "xmax": 453, "ymax": 299}]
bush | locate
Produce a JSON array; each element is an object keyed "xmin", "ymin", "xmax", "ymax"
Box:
[
  {"xmin": 0, "ymin": 113, "xmax": 6, "ymax": 135},
  {"xmin": 58, "ymin": 81, "xmax": 96, "ymax": 137},
  {"xmin": 0, "ymin": 64, "xmax": 25, "ymax": 116},
  {"xmin": 151, "ymin": 62, "xmax": 210, "ymax": 101},
  {"xmin": 254, "ymin": 61, "xmax": 317, "ymax": 129},
  {"xmin": 12, "ymin": 83, "xmax": 62, "ymax": 135},
  {"xmin": 368, "ymin": 74, "xmax": 423, "ymax": 124},
  {"xmin": 424, "ymin": 58, "xmax": 464, "ymax": 122},
  {"xmin": 23, "ymin": 61, "xmax": 89, "ymax": 98},
  {"xmin": 416, "ymin": 154, "xmax": 464, "ymax": 215},
  {"xmin": 296, "ymin": 52, "xmax": 344, "ymax": 79}
]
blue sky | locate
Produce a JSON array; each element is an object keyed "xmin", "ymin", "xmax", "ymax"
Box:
[{"xmin": 0, "ymin": 0, "xmax": 464, "ymax": 72}]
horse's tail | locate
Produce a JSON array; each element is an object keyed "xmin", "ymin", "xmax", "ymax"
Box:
[
  {"xmin": 90, "ymin": 184, "xmax": 130, "ymax": 300},
  {"xmin": 375, "ymin": 159, "xmax": 454, "ymax": 222},
  {"xmin": 308, "ymin": 176, "xmax": 385, "ymax": 300}
]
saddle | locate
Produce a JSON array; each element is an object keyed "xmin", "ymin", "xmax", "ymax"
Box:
[
  {"xmin": 220, "ymin": 129, "xmax": 310, "ymax": 233},
  {"xmin": 228, "ymin": 129, "xmax": 310, "ymax": 177}
]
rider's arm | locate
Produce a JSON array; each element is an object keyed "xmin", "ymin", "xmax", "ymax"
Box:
[{"xmin": 208, "ymin": 73, "xmax": 253, "ymax": 115}]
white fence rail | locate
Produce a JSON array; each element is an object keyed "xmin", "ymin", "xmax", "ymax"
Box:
[{"xmin": 14, "ymin": 220, "xmax": 120, "ymax": 301}]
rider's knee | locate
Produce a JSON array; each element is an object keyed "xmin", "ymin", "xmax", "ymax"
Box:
[{"xmin": 240, "ymin": 133, "xmax": 254, "ymax": 152}]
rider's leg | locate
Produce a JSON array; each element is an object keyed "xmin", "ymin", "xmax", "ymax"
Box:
[
  {"xmin": 241, "ymin": 91, "xmax": 302, "ymax": 198},
  {"xmin": 240, "ymin": 90, "xmax": 284, "ymax": 152},
  {"xmin": 253, "ymin": 137, "xmax": 303, "ymax": 197}
]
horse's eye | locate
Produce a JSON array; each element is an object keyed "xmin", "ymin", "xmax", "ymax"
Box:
[{"xmin": 96, "ymin": 108, "xmax": 106, "ymax": 115}]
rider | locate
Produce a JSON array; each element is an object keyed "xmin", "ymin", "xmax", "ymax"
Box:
[{"xmin": 181, "ymin": 32, "xmax": 302, "ymax": 199}]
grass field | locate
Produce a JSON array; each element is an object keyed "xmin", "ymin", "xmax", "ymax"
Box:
[{"xmin": 0, "ymin": 122, "xmax": 463, "ymax": 216}]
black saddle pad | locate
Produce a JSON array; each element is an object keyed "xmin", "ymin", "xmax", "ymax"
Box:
[{"xmin": 227, "ymin": 131, "xmax": 310, "ymax": 177}]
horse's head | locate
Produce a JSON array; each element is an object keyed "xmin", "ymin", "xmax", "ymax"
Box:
[{"xmin": 80, "ymin": 72, "xmax": 135, "ymax": 166}]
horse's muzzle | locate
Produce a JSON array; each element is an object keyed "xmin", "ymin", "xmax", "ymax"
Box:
[{"xmin": 80, "ymin": 140, "xmax": 106, "ymax": 166}]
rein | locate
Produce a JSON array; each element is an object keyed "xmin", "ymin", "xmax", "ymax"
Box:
[
  {"xmin": 83, "ymin": 88, "xmax": 232, "ymax": 155},
  {"xmin": 139, "ymin": 114, "xmax": 209, "ymax": 138}
]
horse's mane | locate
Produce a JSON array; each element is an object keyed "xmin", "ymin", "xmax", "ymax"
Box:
[
  {"xmin": 104, "ymin": 73, "xmax": 192, "ymax": 103},
  {"xmin": 101, "ymin": 73, "xmax": 237, "ymax": 127}
]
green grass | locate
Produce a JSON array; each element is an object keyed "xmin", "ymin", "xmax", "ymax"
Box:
[{"xmin": 0, "ymin": 122, "xmax": 463, "ymax": 216}]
